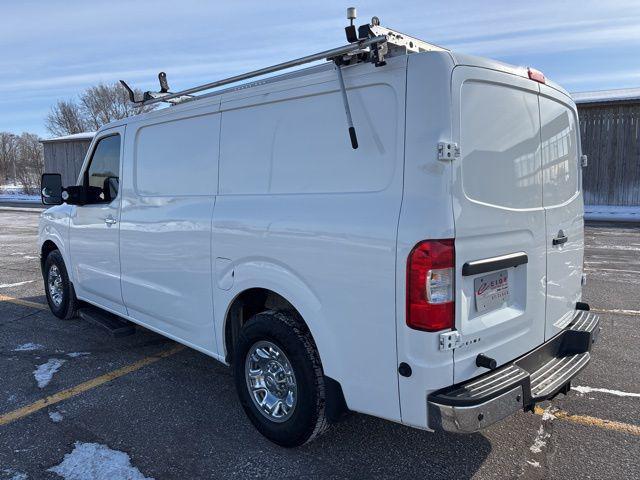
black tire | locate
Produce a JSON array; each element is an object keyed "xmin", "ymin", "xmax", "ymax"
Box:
[
  {"xmin": 43, "ymin": 249, "xmax": 78, "ymax": 320},
  {"xmin": 233, "ymin": 310, "xmax": 329, "ymax": 447}
]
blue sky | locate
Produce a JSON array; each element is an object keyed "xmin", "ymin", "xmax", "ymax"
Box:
[{"xmin": 2, "ymin": 0, "xmax": 639, "ymax": 137}]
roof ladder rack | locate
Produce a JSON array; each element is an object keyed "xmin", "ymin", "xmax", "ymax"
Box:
[{"xmin": 120, "ymin": 8, "xmax": 448, "ymax": 148}]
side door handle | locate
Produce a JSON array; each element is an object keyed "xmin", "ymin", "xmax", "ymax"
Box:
[
  {"xmin": 552, "ymin": 232, "xmax": 568, "ymax": 246},
  {"xmin": 105, "ymin": 215, "xmax": 117, "ymax": 226}
]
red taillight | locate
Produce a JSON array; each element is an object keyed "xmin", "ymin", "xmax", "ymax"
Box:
[
  {"xmin": 406, "ymin": 239, "xmax": 455, "ymax": 332},
  {"xmin": 527, "ymin": 67, "xmax": 546, "ymax": 84}
]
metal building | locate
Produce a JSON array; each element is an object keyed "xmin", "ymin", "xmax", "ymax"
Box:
[
  {"xmin": 573, "ymin": 88, "xmax": 640, "ymax": 219},
  {"xmin": 41, "ymin": 132, "xmax": 94, "ymax": 187}
]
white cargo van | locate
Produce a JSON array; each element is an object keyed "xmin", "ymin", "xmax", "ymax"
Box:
[{"xmin": 39, "ymin": 16, "xmax": 599, "ymax": 446}]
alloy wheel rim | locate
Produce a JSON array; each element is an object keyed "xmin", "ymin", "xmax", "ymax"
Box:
[
  {"xmin": 48, "ymin": 265, "xmax": 64, "ymax": 308},
  {"xmin": 245, "ymin": 340, "xmax": 297, "ymax": 423}
]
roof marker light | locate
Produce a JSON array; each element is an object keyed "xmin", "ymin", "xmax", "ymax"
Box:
[{"xmin": 528, "ymin": 67, "xmax": 546, "ymax": 84}]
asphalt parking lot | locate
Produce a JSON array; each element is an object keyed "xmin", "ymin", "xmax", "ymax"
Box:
[{"xmin": 0, "ymin": 207, "xmax": 638, "ymax": 479}]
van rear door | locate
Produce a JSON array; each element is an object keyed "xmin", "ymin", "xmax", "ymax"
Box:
[
  {"xmin": 451, "ymin": 67, "xmax": 546, "ymax": 383},
  {"xmin": 539, "ymin": 85, "xmax": 584, "ymax": 339}
]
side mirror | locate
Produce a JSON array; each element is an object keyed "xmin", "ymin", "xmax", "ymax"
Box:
[{"xmin": 41, "ymin": 174, "xmax": 63, "ymax": 205}]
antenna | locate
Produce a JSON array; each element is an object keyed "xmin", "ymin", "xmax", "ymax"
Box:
[
  {"xmin": 345, "ymin": 7, "xmax": 358, "ymax": 42},
  {"xmin": 347, "ymin": 7, "xmax": 357, "ymax": 22}
]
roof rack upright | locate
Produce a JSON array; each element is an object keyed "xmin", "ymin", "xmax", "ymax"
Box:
[{"xmin": 120, "ymin": 8, "xmax": 448, "ymax": 148}]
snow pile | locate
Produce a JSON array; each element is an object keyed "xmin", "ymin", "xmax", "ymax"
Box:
[
  {"xmin": 33, "ymin": 358, "xmax": 66, "ymax": 388},
  {"xmin": 48, "ymin": 442, "xmax": 153, "ymax": 480},
  {"xmin": 13, "ymin": 343, "xmax": 44, "ymax": 352}
]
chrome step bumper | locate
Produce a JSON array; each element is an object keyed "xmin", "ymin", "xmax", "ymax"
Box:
[{"xmin": 427, "ymin": 309, "xmax": 600, "ymax": 433}]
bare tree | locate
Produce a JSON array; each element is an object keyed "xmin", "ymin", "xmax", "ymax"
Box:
[
  {"xmin": 14, "ymin": 133, "xmax": 43, "ymax": 194},
  {"xmin": 45, "ymin": 100, "xmax": 88, "ymax": 137},
  {"xmin": 45, "ymin": 82, "xmax": 155, "ymax": 136},
  {"xmin": 0, "ymin": 132, "xmax": 18, "ymax": 182}
]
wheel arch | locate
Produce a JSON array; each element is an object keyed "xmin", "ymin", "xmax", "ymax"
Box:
[
  {"xmin": 39, "ymin": 210, "xmax": 74, "ymax": 284},
  {"xmin": 40, "ymin": 239, "xmax": 61, "ymax": 275},
  {"xmin": 221, "ymin": 285, "xmax": 349, "ymax": 422},
  {"xmin": 222, "ymin": 286, "xmax": 310, "ymax": 364}
]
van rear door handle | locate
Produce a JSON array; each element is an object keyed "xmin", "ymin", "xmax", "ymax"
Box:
[
  {"xmin": 552, "ymin": 233, "xmax": 568, "ymax": 245},
  {"xmin": 105, "ymin": 216, "xmax": 117, "ymax": 226}
]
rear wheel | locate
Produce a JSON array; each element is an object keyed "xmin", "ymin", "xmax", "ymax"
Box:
[
  {"xmin": 43, "ymin": 250, "xmax": 78, "ymax": 320},
  {"xmin": 233, "ymin": 310, "xmax": 329, "ymax": 447}
]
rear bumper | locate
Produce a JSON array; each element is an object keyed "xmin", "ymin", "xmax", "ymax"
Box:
[{"xmin": 428, "ymin": 309, "xmax": 600, "ymax": 433}]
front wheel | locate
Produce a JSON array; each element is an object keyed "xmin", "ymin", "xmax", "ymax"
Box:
[
  {"xmin": 43, "ymin": 249, "xmax": 78, "ymax": 320},
  {"xmin": 233, "ymin": 311, "xmax": 329, "ymax": 447}
]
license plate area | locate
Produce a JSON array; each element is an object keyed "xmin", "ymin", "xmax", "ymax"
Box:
[{"xmin": 474, "ymin": 269, "xmax": 509, "ymax": 314}]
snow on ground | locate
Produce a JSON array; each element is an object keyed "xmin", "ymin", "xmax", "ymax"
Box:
[
  {"xmin": 528, "ymin": 406, "xmax": 555, "ymax": 468},
  {"xmin": 0, "ymin": 184, "xmax": 39, "ymax": 203},
  {"xmin": 1, "ymin": 468, "xmax": 28, "ymax": 480},
  {"xmin": 33, "ymin": 358, "xmax": 66, "ymax": 388},
  {"xmin": 529, "ymin": 424, "xmax": 551, "ymax": 454},
  {"xmin": 66, "ymin": 352, "xmax": 90, "ymax": 358},
  {"xmin": 48, "ymin": 442, "xmax": 153, "ymax": 480},
  {"xmin": 48, "ymin": 411, "xmax": 64, "ymax": 423},
  {"xmin": 584, "ymin": 205, "xmax": 640, "ymax": 222},
  {"xmin": 13, "ymin": 343, "xmax": 43, "ymax": 352}
]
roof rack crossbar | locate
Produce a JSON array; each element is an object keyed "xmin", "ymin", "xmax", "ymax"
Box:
[{"xmin": 141, "ymin": 35, "xmax": 386, "ymax": 107}]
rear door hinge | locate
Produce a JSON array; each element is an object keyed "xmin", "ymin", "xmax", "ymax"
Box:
[
  {"xmin": 437, "ymin": 142, "xmax": 460, "ymax": 161},
  {"xmin": 439, "ymin": 331, "xmax": 481, "ymax": 351},
  {"xmin": 439, "ymin": 331, "xmax": 461, "ymax": 351}
]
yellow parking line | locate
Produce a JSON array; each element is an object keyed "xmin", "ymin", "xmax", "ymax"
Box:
[
  {"xmin": 534, "ymin": 406, "xmax": 640, "ymax": 436},
  {"xmin": 0, "ymin": 344, "xmax": 185, "ymax": 427},
  {"xmin": 3, "ymin": 287, "xmax": 638, "ymax": 438},
  {"xmin": 0, "ymin": 294, "xmax": 48, "ymax": 311}
]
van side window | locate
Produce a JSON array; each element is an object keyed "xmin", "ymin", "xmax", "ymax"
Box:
[
  {"xmin": 84, "ymin": 134, "xmax": 121, "ymax": 203},
  {"xmin": 134, "ymin": 114, "xmax": 219, "ymax": 196}
]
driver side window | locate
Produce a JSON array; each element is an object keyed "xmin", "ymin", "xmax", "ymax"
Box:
[{"xmin": 84, "ymin": 134, "xmax": 121, "ymax": 203}]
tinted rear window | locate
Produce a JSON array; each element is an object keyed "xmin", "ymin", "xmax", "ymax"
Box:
[
  {"xmin": 460, "ymin": 81, "xmax": 542, "ymax": 209},
  {"xmin": 539, "ymin": 97, "xmax": 579, "ymax": 206}
]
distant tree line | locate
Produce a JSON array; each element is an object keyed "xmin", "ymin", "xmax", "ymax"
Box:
[{"xmin": 1, "ymin": 82, "xmax": 152, "ymax": 194}]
